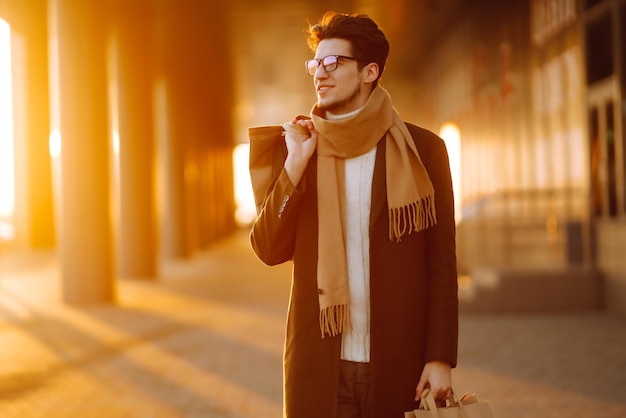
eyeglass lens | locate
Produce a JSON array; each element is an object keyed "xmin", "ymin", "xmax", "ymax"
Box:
[{"xmin": 306, "ymin": 55, "xmax": 339, "ymax": 75}]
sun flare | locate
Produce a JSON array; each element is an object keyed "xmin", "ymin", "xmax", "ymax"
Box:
[
  {"xmin": 439, "ymin": 122, "xmax": 462, "ymax": 223},
  {"xmin": 233, "ymin": 143, "xmax": 256, "ymax": 226},
  {"xmin": 0, "ymin": 18, "xmax": 15, "ymax": 219}
]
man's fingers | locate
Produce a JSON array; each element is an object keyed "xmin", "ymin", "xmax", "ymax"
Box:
[
  {"xmin": 282, "ymin": 122, "xmax": 309, "ymax": 136},
  {"xmin": 414, "ymin": 379, "xmax": 427, "ymax": 401},
  {"xmin": 430, "ymin": 386, "xmax": 452, "ymax": 401}
]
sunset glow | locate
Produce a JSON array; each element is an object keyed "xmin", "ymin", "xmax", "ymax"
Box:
[
  {"xmin": 233, "ymin": 143, "xmax": 256, "ymax": 226},
  {"xmin": 439, "ymin": 122, "xmax": 462, "ymax": 223},
  {"xmin": 0, "ymin": 18, "xmax": 14, "ymax": 219},
  {"xmin": 49, "ymin": 129, "xmax": 62, "ymax": 159}
]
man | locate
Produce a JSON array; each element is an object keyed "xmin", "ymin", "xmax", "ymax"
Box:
[{"xmin": 249, "ymin": 12, "xmax": 458, "ymax": 418}]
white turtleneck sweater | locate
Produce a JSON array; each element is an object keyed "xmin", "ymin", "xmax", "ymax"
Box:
[{"xmin": 326, "ymin": 108, "xmax": 377, "ymax": 363}]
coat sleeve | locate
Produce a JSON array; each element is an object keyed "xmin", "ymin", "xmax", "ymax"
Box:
[
  {"xmin": 250, "ymin": 166, "xmax": 307, "ymax": 266},
  {"xmin": 412, "ymin": 126, "xmax": 459, "ymax": 368}
]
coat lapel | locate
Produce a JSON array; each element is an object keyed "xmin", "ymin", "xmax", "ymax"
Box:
[{"xmin": 370, "ymin": 138, "xmax": 387, "ymax": 228}]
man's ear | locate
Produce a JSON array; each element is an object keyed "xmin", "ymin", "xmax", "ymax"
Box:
[{"xmin": 362, "ymin": 62, "xmax": 379, "ymax": 84}]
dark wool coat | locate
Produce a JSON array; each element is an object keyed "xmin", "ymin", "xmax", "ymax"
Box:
[{"xmin": 250, "ymin": 123, "xmax": 458, "ymax": 418}]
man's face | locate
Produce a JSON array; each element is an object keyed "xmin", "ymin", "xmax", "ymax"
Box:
[{"xmin": 313, "ymin": 38, "xmax": 370, "ymax": 114}]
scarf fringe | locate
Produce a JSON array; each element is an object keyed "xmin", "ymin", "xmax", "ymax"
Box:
[
  {"xmin": 389, "ymin": 194, "xmax": 437, "ymax": 242},
  {"xmin": 319, "ymin": 303, "xmax": 351, "ymax": 338}
]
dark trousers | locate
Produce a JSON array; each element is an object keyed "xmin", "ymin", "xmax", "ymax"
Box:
[{"xmin": 337, "ymin": 360, "xmax": 371, "ymax": 418}]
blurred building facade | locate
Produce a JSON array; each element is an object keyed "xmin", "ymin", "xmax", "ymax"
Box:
[
  {"xmin": 406, "ymin": 0, "xmax": 626, "ymax": 315},
  {"xmin": 0, "ymin": 0, "xmax": 624, "ymax": 314}
]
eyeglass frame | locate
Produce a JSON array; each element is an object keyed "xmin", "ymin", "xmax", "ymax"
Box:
[{"xmin": 304, "ymin": 55, "xmax": 360, "ymax": 76}]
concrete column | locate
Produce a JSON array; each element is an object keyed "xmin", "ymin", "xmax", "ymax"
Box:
[
  {"xmin": 215, "ymin": 147, "xmax": 235, "ymax": 239},
  {"xmin": 0, "ymin": 0, "xmax": 55, "ymax": 249},
  {"xmin": 193, "ymin": 2, "xmax": 236, "ymax": 246},
  {"xmin": 112, "ymin": 1, "xmax": 157, "ymax": 278},
  {"xmin": 153, "ymin": 1, "xmax": 237, "ymax": 258},
  {"xmin": 199, "ymin": 147, "xmax": 236, "ymax": 245},
  {"xmin": 198, "ymin": 151, "xmax": 216, "ymax": 247},
  {"xmin": 48, "ymin": 0, "xmax": 114, "ymax": 303},
  {"xmin": 152, "ymin": 1, "xmax": 193, "ymax": 259},
  {"xmin": 23, "ymin": 3, "xmax": 55, "ymax": 249}
]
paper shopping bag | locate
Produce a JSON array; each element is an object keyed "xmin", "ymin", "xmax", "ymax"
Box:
[{"xmin": 405, "ymin": 388, "xmax": 494, "ymax": 418}]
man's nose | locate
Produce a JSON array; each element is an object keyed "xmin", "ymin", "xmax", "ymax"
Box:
[{"xmin": 315, "ymin": 65, "xmax": 329, "ymax": 79}]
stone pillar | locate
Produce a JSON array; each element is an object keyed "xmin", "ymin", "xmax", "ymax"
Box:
[
  {"xmin": 23, "ymin": 3, "xmax": 55, "ymax": 249},
  {"xmin": 112, "ymin": 1, "xmax": 157, "ymax": 278},
  {"xmin": 193, "ymin": 2, "xmax": 236, "ymax": 246},
  {"xmin": 212, "ymin": 147, "xmax": 235, "ymax": 240},
  {"xmin": 0, "ymin": 0, "xmax": 55, "ymax": 249},
  {"xmin": 152, "ymin": 0, "xmax": 193, "ymax": 259},
  {"xmin": 153, "ymin": 1, "xmax": 237, "ymax": 258},
  {"xmin": 48, "ymin": 0, "xmax": 114, "ymax": 303}
]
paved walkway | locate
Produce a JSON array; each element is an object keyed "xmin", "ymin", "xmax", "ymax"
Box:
[{"xmin": 1, "ymin": 230, "xmax": 625, "ymax": 417}]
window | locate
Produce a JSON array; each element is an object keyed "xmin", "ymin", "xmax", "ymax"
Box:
[
  {"xmin": 605, "ymin": 101, "xmax": 618, "ymax": 217},
  {"xmin": 589, "ymin": 97, "xmax": 619, "ymax": 218},
  {"xmin": 586, "ymin": 13, "xmax": 613, "ymax": 84},
  {"xmin": 584, "ymin": 0, "xmax": 604, "ymax": 10},
  {"xmin": 531, "ymin": 0, "xmax": 577, "ymax": 45}
]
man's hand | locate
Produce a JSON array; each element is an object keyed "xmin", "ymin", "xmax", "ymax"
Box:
[
  {"xmin": 415, "ymin": 360, "xmax": 452, "ymax": 402},
  {"xmin": 283, "ymin": 118, "xmax": 317, "ymax": 186}
]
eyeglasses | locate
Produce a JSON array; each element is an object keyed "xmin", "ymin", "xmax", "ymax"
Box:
[{"xmin": 305, "ymin": 55, "xmax": 358, "ymax": 75}]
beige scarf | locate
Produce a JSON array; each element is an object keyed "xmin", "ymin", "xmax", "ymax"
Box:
[{"xmin": 312, "ymin": 85, "xmax": 436, "ymax": 338}]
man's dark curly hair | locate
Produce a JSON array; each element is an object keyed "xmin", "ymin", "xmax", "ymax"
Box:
[{"xmin": 306, "ymin": 12, "xmax": 390, "ymax": 87}]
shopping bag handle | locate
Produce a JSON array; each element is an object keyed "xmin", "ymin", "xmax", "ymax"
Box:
[{"xmin": 420, "ymin": 388, "xmax": 469, "ymax": 418}]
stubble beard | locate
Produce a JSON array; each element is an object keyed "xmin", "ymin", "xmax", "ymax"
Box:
[{"xmin": 317, "ymin": 82, "xmax": 362, "ymax": 114}]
